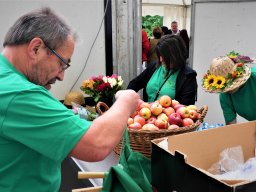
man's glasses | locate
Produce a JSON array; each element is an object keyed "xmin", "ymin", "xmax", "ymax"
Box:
[{"xmin": 44, "ymin": 42, "xmax": 70, "ymax": 71}]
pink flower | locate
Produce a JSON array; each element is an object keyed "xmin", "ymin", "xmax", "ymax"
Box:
[{"xmin": 111, "ymin": 74, "xmax": 118, "ymax": 79}]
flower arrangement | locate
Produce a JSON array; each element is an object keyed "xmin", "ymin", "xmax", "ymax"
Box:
[
  {"xmin": 80, "ymin": 74, "xmax": 124, "ymax": 103},
  {"xmin": 202, "ymin": 51, "xmax": 253, "ymax": 91}
]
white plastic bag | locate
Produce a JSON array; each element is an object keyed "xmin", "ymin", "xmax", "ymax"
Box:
[{"xmin": 208, "ymin": 146, "xmax": 244, "ymax": 175}]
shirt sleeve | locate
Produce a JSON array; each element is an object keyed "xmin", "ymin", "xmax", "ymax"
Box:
[
  {"xmin": 219, "ymin": 93, "xmax": 237, "ymax": 124},
  {"xmin": 2, "ymin": 88, "xmax": 91, "ymax": 162}
]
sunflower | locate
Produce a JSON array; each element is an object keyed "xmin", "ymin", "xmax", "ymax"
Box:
[
  {"xmin": 213, "ymin": 76, "xmax": 226, "ymax": 89},
  {"xmin": 203, "ymin": 75, "xmax": 216, "ymax": 88}
]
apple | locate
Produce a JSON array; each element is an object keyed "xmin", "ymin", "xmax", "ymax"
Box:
[
  {"xmin": 130, "ymin": 110, "xmax": 138, "ymax": 118},
  {"xmin": 188, "ymin": 109, "xmax": 199, "ymax": 121},
  {"xmin": 168, "ymin": 112, "xmax": 182, "ymax": 126},
  {"xmin": 150, "ymin": 100, "xmax": 159, "ymax": 106},
  {"xmin": 154, "ymin": 118, "xmax": 168, "ymax": 129},
  {"xmin": 139, "ymin": 107, "xmax": 151, "ymax": 119},
  {"xmin": 157, "ymin": 113, "xmax": 168, "ymax": 122},
  {"xmin": 150, "ymin": 102, "xmax": 163, "ymax": 116},
  {"xmin": 186, "ymin": 105, "xmax": 198, "ymax": 111},
  {"xmin": 182, "ymin": 118, "xmax": 194, "ymax": 127},
  {"xmin": 171, "ymin": 99, "xmax": 180, "ymax": 108},
  {"xmin": 168, "ymin": 124, "xmax": 180, "ymax": 130},
  {"xmin": 173, "ymin": 104, "xmax": 185, "ymax": 111},
  {"xmin": 133, "ymin": 115, "xmax": 146, "ymax": 126},
  {"xmin": 141, "ymin": 123, "xmax": 159, "ymax": 131},
  {"xmin": 136, "ymin": 99, "xmax": 144, "ymax": 111},
  {"xmin": 127, "ymin": 117, "xmax": 134, "ymax": 126},
  {"xmin": 147, "ymin": 116, "xmax": 157, "ymax": 124},
  {"xmin": 176, "ymin": 106, "xmax": 190, "ymax": 119},
  {"xmin": 163, "ymin": 107, "xmax": 175, "ymax": 116},
  {"xmin": 128, "ymin": 122, "xmax": 142, "ymax": 129},
  {"xmin": 159, "ymin": 95, "xmax": 172, "ymax": 107},
  {"xmin": 139, "ymin": 102, "xmax": 150, "ymax": 110}
]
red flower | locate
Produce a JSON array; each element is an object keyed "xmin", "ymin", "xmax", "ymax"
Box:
[
  {"xmin": 237, "ymin": 63, "xmax": 243, "ymax": 67},
  {"xmin": 96, "ymin": 82, "xmax": 111, "ymax": 91},
  {"xmin": 80, "ymin": 74, "xmax": 124, "ymax": 103}
]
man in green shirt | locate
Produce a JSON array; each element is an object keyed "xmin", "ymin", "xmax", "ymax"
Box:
[{"xmin": 0, "ymin": 7, "xmax": 139, "ymax": 192}]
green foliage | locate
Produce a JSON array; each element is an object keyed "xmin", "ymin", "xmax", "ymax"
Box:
[{"xmin": 142, "ymin": 15, "xmax": 163, "ymax": 37}]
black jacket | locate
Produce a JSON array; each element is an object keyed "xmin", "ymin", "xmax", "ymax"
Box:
[{"xmin": 127, "ymin": 62, "xmax": 198, "ymax": 105}]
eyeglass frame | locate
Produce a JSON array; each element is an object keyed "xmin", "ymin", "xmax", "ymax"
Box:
[{"xmin": 44, "ymin": 42, "xmax": 70, "ymax": 71}]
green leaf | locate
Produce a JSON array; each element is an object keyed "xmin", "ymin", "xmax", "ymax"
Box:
[{"xmin": 142, "ymin": 15, "xmax": 163, "ymax": 37}]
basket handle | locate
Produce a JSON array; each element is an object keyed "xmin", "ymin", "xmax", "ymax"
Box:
[
  {"xmin": 95, "ymin": 102, "xmax": 110, "ymax": 115},
  {"xmin": 197, "ymin": 105, "xmax": 208, "ymax": 122}
]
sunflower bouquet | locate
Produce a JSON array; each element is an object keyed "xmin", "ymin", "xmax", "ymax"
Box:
[
  {"xmin": 202, "ymin": 51, "xmax": 253, "ymax": 92},
  {"xmin": 80, "ymin": 74, "xmax": 124, "ymax": 104}
]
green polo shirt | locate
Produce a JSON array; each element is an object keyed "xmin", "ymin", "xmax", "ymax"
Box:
[
  {"xmin": 146, "ymin": 65, "xmax": 179, "ymax": 102},
  {"xmin": 219, "ymin": 67, "xmax": 256, "ymax": 124},
  {"xmin": 0, "ymin": 54, "xmax": 91, "ymax": 192}
]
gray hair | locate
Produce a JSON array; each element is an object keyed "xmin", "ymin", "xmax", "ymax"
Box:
[{"xmin": 3, "ymin": 7, "xmax": 76, "ymax": 49}]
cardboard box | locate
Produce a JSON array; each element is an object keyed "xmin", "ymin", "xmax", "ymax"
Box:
[{"xmin": 151, "ymin": 121, "xmax": 256, "ymax": 192}]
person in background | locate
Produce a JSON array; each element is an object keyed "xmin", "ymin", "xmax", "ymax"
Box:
[
  {"xmin": 161, "ymin": 26, "xmax": 171, "ymax": 36},
  {"xmin": 202, "ymin": 54, "xmax": 256, "ymax": 125},
  {"xmin": 179, "ymin": 29, "xmax": 190, "ymax": 55},
  {"xmin": 0, "ymin": 7, "xmax": 139, "ymax": 192},
  {"xmin": 142, "ymin": 26, "xmax": 149, "ymax": 70},
  {"xmin": 147, "ymin": 26, "xmax": 162, "ymax": 66},
  {"xmin": 170, "ymin": 21, "xmax": 180, "ymax": 35},
  {"xmin": 127, "ymin": 34, "xmax": 197, "ymax": 105}
]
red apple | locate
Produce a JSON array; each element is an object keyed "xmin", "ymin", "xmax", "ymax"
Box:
[
  {"xmin": 176, "ymin": 106, "xmax": 190, "ymax": 119},
  {"xmin": 130, "ymin": 110, "xmax": 138, "ymax": 118},
  {"xmin": 188, "ymin": 109, "xmax": 199, "ymax": 121},
  {"xmin": 168, "ymin": 124, "xmax": 180, "ymax": 130},
  {"xmin": 168, "ymin": 112, "xmax": 182, "ymax": 126},
  {"xmin": 154, "ymin": 118, "xmax": 168, "ymax": 129},
  {"xmin": 127, "ymin": 117, "xmax": 134, "ymax": 126},
  {"xmin": 163, "ymin": 107, "xmax": 175, "ymax": 116},
  {"xmin": 133, "ymin": 115, "xmax": 146, "ymax": 126},
  {"xmin": 128, "ymin": 122, "xmax": 142, "ymax": 129},
  {"xmin": 139, "ymin": 107, "xmax": 151, "ymax": 120},
  {"xmin": 147, "ymin": 116, "xmax": 157, "ymax": 124},
  {"xmin": 182, "ymin": 118, "xmax": 194, "ymax": 127},
  {"xmin": 171, "ymin": 99, "xmax": 180, "ymax": 108},
  {"xmin": 136, "ymin": 99, "xmax": 144, "ymax": 111},
  {"xmin": 173, "ymin": 104, "xmax": 185, "ymax": 111},
  {"xmin": 159, "ymin": 95, "xmax": 172, "ymax": 107},
  {"xmin": 141, "ymin": 123, "xmax": 159, "ymax": 131},
  {"xmin": 157, "ymin": 113, "xmax": 168, "ymax": 122},
  {"xmin": 150, "ymin": 102, "xmax": 163, "ymax": 116}
]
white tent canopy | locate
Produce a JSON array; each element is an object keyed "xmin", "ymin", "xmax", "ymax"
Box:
[
  {"xmin": 142, "ymin": 0, "xmax": 191, "ymax": 5},
  {"xmin": 142, "ymin": 0, "xmax": 191, "ymax": 34}
]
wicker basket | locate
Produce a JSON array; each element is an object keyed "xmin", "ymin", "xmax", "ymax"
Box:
[{"xmin": 113, "ymin": 105, "xmax": 208, "ymax": 158}]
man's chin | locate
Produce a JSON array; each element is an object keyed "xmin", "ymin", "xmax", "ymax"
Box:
[{"xmin": 44, "ymin": 84, "xmax": 52, "ymax": 90}]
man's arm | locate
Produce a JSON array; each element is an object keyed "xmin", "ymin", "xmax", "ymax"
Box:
[{"xmin": 70, "ymin": 90, "xmax": 139, "ymax": 162}]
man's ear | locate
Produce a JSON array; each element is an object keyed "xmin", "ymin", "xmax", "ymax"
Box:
[{"xmin": 27, "ymin": 38, "xmax": 43, "ymax": 58}]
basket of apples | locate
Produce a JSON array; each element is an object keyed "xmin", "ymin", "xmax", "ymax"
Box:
[{"xmin": 113, "ymin": 95, "xmax": 208, "ymax": 158}]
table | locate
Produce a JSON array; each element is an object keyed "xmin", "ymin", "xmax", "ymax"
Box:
[{"xmin": 72, "ymin": 152, "xmax": 119, "ymax": 186}]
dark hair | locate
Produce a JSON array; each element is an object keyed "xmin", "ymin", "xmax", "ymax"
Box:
[
  {"xmin": 152, "ymin": 26, "xmax": 162, "ymax": 39},
  {"xmin": 156, "ymin": 34, "xmax": 188, "ymax": 75},
  {"xmin": 3, "ymin": 7, "xmax": 76, "ymax": 49},
  {"xmin": 161, "ymin": 26, "xmax": 169, "ymax": 35},
  {"xmin": 179, "ymin": 29, "xmax": 189, "ymax": 51}
]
